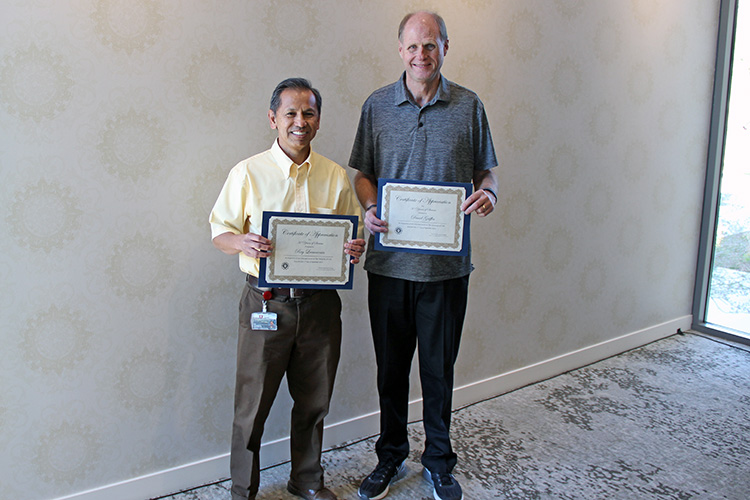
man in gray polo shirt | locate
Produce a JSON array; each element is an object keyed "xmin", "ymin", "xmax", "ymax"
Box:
[{"xmin": 348, "ymin": 10, "xmax": 499, "ymax": 500}]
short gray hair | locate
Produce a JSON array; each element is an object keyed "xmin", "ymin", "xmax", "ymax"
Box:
[{"xmin": 398, "ymin": 11, "xmax": 448, "ymax": 42}]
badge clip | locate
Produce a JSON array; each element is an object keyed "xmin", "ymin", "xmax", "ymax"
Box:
[{"xmin": 251, "ymin": 291, "xmax": 277, "ymax": 330}]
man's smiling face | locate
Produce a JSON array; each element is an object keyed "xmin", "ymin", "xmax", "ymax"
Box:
[
  {"xmin": 268, "ymin": 88, "xmax": 320, "ymax": 165},
  {"xmin": 398, "ymin": 12, "xmax": 449, "ymax": 87}
]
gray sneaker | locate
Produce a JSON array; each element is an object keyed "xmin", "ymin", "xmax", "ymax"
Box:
[
  {"xmin": 422, "ymin": 467, "xmax": 463, "ymax": 500},
  {"xmin": 357, "ymin": 459, "xmax": 407, "ymax": 499}
]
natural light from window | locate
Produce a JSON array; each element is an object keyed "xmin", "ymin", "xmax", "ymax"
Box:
[{"xmin": 706, "ymin": 0, "xmax": 750, "ymax": 336}]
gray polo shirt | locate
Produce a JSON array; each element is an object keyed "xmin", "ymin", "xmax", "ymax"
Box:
[{"xmin": 349, "ymin": 73, "xmax": 498, "ymax": 282}]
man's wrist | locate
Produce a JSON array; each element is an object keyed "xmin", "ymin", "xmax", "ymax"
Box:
[
  {"xmin": 365, "ymin": 203, "xmax": 377, "ymax": 212},
  {"xmin": 482, "ymin": 188, "xmax": 497, "ymax": 204}
]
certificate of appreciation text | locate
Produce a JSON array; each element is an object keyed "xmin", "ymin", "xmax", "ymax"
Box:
[
  {"xmin": 375, "ymin": 179, "xmax": 471, "ymax": 256},
  {"xmin": 259, "ymin": 212, "xmax": 358, "ymax": 289}
]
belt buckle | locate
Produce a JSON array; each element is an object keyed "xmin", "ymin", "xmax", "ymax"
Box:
[{"xmin": 290, "ymin": 288, "xmax": 301, "ymax": 299}]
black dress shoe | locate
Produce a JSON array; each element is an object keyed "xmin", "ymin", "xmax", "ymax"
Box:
[{"xmin": 287, "ymin": 482, "xmax": 338, "ymax": 500}]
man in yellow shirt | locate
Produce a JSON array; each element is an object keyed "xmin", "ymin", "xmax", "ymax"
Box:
[{"xmin": 209, "ymin": 78, "xmax": 365, "ymax": 500}]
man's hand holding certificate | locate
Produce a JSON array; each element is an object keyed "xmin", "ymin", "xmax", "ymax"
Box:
[
  {"xmin": 258, "ymin": 212, "xmax": 361, "ymax": 289},
  {"xmin": 373, "ymin": 179, "xmax": 473, "ymax": 256}
]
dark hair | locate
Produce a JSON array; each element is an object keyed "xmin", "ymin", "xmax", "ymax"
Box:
[
  {"xmin": 269, "ymin": 77, "xmax": 322, "ymax": 114},
  {"xmin": 398, "ymin": 11, "xmax": 448, "ymax": 43}
]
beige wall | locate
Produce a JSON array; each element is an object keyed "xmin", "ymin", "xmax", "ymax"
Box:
[{"xmin": 0, "ymin": 1, "xmax": 719, "ymax": 499}]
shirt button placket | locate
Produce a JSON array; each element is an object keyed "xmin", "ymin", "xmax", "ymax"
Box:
[{"xmin": 295, "ymin": 163, "xmax": 308, "ymax": 212}]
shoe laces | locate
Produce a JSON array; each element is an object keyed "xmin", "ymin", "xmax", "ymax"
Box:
[
  {"xmin": 435, "ymin": 472, "xmax": 455, "ymax": 486},
  {"xmin": 371, "ymin": 459, "xmax": 398, "ymax": 481}
]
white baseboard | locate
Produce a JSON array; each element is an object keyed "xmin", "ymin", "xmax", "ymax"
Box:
[
  {"xmin": 56, "ymin": 316, "xmax": 690, "ymax": 500},
  {"xmin": 450, "ymin": 315, "xmax": 691, "ymax": 409}
]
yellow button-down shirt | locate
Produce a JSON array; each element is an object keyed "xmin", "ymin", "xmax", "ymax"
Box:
[{"xmin": 209, "ymin": 140, "xmax": 364, "ymax": 276}]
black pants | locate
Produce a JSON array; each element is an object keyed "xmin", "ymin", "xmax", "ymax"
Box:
[{"xmin": 367, "ymin": 272, "xmax": 469, "ymax": 473}]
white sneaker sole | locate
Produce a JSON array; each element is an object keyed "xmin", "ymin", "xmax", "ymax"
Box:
[
  {"xmin": 422, "ymin": 467, "xmax": 464, "ymax": 500},
  {"xmin": 358, "ymin": 462, "xmax": 407, "ymax": 500}
]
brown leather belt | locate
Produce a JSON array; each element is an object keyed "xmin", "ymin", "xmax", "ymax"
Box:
[{"xmin": 246, "ymin": 274, "xmax": 321, "ymax": 299}]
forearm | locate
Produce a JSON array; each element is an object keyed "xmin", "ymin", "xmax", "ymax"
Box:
[
  {"xmin": 354, "ymin": 171, "xmax": 379, "ymax": 211},
  {"xmin": 212, "ymin": 232, "xmax": 242, "ymax": 255},
  {"xmin": 473, "ymin": 168, "xmax": 498, "ymax": 201},
  {"xmin": 353, "ymin": 171, "xmax": 388, "ymax": 234},
  {"xmin": 462, "ymin": 167, "xmax": 499, "ymax": 216}
]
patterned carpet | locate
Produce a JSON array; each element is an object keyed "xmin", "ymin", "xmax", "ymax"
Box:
[{"xmin": 163, "ymin": 332, "xmax": 750, "ymax": 500}]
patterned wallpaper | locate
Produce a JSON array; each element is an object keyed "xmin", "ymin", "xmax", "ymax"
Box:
[{"xmin": 0, "ymin": 1, "xmax": 718, "ymax": 498}]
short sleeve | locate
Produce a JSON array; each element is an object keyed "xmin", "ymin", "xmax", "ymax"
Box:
[{"xmin": 208, "ymin": 165, "xmax": 249, "ymax": 240}]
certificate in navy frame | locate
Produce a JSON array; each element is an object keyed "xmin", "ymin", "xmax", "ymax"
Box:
[
  {"xmin": 258, "ymin": 212, "xmax": 358, "ymax": 289},
  {"xmin": 374, "ymin": 178, "xmax": 472, "ymax": 256}
]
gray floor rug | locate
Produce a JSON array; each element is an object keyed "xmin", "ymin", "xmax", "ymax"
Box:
[{"xmin": 163, "ymin": 332, "xmax": 750, "ymax": 499}]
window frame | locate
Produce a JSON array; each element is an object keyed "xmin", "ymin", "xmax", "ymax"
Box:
[{"xmin": 691, "ymin": 0, "xmax": 749, "ymax": 343}]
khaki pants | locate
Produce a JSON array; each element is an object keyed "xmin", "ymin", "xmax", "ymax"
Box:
[{"xmin": 230, "ymin": 281, "xmax": 342, "ymax": 500}]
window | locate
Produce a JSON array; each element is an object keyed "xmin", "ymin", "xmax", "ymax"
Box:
[{"xmin": 693, "ymin": 0, "xmax": 750, "ymax": 341}]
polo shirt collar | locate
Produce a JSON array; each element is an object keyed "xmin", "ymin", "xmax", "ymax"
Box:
[
  {"xmin": 271, "ymin": 139, "xmax": 312, "ymax": 179},
  {"xmin": 394, "ymin": 71, "xmax": 451, "ymax": 107}
]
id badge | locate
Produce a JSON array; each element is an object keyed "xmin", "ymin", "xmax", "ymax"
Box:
[{"xmin": 251, "ymin": 312, "xmax": 278, "ymax": 331}]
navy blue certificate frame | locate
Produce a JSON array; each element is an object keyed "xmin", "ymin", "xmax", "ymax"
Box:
[
  {"xmin": 258, "ymin": 212, "xmax": 358, "ymax": 289},
  {"xmin": 374, "ymin": 179, "xmax": 472, "ymax": 256}
]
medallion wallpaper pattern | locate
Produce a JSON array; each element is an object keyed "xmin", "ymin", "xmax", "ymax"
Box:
[{"xmin": 0, "ymin": 1, "xmax": 718, "ymax": 499}]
